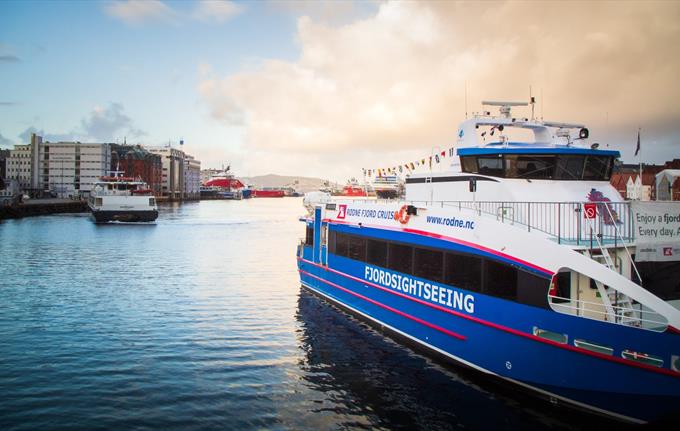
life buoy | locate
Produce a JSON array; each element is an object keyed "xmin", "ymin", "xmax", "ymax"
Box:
[{"xmin": 394, "ymin": 204, "xmax": 410, "ymax": 225}]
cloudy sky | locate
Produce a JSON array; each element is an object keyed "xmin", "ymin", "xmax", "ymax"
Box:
[{"xmin": 1, "ymin": 0, "xmax": 679, "ymax": 181}]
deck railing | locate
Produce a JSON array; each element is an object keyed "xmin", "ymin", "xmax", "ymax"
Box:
[{"xmin": 406, "ymin": 200, "xmax": 635, "ymax": 246}]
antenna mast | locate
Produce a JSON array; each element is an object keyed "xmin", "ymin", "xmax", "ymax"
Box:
[
  {"xmin": 529, "ymin": 85, "xmax": 535, "ymax": 121},
  {"xmin": 465, "ymin": 81, "xmax": 468, "ymax": 119}
]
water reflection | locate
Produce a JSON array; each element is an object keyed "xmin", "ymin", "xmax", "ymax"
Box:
[{"xmin": 295, "ymin": 289, "xmax": 618, "ymax": 430}]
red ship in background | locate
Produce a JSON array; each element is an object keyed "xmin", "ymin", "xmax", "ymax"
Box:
[
  {"xmin": 252, "ymin": 187, "xmax": 285, "ymax": 198},
  {"xmin": 340, "ymin": 178, "xmax": 369, "ymax": 197},
  {"xmin": 203, "ymin": 169, "xmax": 245, "ymax": 189}
]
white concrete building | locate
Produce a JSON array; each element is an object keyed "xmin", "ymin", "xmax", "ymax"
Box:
[
  {"xmin": 43, "ymin": 141, "xmax": 111, "ymax": 197},
  {"xmin": 5, "ymin": 134, "xmax": 111, "ymax": 197},
  {"xmin": 149, "ymin": 147, "xmax": 185, "ymax": 199},
  {"xmin": 184, "ymin": 154, "xmax": 201, "ymax": 200}
]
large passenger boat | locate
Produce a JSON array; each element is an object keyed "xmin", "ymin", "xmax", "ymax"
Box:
[
  {"xmin": 89, "ymin": 174, "xmax": 158, "ymax": 222},
  {"xmin": 297, "ymin": 101, "xmax": 680, "ymax": 423}
]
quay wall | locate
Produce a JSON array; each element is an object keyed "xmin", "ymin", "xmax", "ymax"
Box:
[{"xmin": 0, "ymin": 200, "xmax": 88, "ymax": 220}]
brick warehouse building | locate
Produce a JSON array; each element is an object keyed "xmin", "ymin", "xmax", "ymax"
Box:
[{"xmin": 111, "ymin": 144, "xmax": 163, "ymax": 196}]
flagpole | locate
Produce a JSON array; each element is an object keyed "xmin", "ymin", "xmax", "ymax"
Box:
[{"xmin": 638, "ymin": 127, "xmax": 642, "ymax": 200}]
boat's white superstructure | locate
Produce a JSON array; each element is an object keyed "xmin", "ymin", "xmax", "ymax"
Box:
[{"xmin": 88, "ymin": 175, "xmax": 158, "ymax": 223}]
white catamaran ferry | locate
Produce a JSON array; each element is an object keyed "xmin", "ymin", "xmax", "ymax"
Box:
[
  {"xmin": 297, "ymin": 101, "xmax": 680, "ymax": 423},
  {"xmin": 88, "ymin": 174, "xmax": 158, "ymax": 223}
]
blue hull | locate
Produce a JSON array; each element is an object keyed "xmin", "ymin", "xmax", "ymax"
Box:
[{"xmin": 297, "ymin": 223, "xmax": 680, "ymax": 423}]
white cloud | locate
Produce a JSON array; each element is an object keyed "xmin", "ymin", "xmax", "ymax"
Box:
[
  {"xmin": 104, "ymin": 0, "xmax": 177, "ymax": 25},
  {"xmin": 193, "ymin": 0, "xmax": 243, "ymax": 23},
  {"xmin": 81, "ymin": 103, "xmax": 145, "ymax": 141},
  {"xmin": 199, "ymin": 1, "xmax": 680, "ymax": 179}
]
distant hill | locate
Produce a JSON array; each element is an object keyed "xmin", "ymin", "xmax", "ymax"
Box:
[{"xmin": 241, "ymin": 174, "xmax": 338, "ymax": 193}]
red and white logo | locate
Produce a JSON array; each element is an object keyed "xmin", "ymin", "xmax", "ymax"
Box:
[
  {"xmin": 337, "ymin": 204, "xmax": 347, "ymax": 219},
  {"xmin": 583, "ymin": 203, "xmax": 597, "ymax": 219},
  {"xmin": 663, "ymin": 247, "xmax": 673, "ymax": 256}
]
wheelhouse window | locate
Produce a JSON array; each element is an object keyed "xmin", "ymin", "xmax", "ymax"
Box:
[
  {"xmin": 583, "ymin": 156, "xmax": 612, "ymax": 181},
  {"xmin": 460, "ymin": 153, "xmax": 614, "ymax": 181},
  {"xmin": 504, "ymin": 155, "xmax": 555, "ymax": 179},
  {"xmin": 477, "ymin": 156, "xmax": 504, "ymax": 177}
]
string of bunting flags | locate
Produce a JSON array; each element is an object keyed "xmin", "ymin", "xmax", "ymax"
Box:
[{"xmin": 362, "ymin": 146, "xmax": 456, "ymax": 177}]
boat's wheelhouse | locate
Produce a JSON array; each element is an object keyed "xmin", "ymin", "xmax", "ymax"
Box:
[{"xmin": 458, "ymin": 147, "xmax": 617, "ymax": 182}]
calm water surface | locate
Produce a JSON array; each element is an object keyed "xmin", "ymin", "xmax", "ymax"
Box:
[{"xmin": 0, "ymin": 199, "xmax": 617, "ymax": 430}]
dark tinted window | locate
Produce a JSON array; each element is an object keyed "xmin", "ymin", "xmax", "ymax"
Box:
[
  {"xmin": 517, "ymin": 271, "xmax": 550, "ymax": 309},
  {"xmin": 552, "ymin": 271, "xmax": 571, "ymax": 303},
  {"xmin": 583, "ymin": 156, "xmax": 612, "ymax": 180},
  {"xmin": 348, "ymin": 236, "xmax": 366, "ymax": 261},
  {"xmin": 414, "ymin": 248, "xmax": 443, "ymax": 282},
  {"xmin": 367, "ymin": 239, "xmax": 387, "ymax": 267},
  {"xmin": 555, "ymin": 155, "xmax": 585, "ymax": 180},
  {"xmin": 485, "ymin": 260, "xmax": 518, "ymax": 300},
  {"xmin": 335, "ymin": 233, "xmax": 349, "ymax": 257},
  {"xmin": 505, "ymin": 155, "xmax": 555, "ymax": 179},
  {"xmin": 445, "ymin": 252, "xmax": 482, "ymax": 292},
  {"xmin": 388, "ymin": 243, "xmax": 413, "ymax": 274},
  {"xmin": 305, "ymin": 226, "xmax": 314, "ymax": 245},
  {"xmin": 634, "ymin": 261, "xmax": 680, "ymax": 301},
  {"xmin": 477, "ymin": 157, "xmax": 503, "ymax": 176},
  {"xmin": 328, "ymin": 230, "xmax": 336, "ymax": 253},
  {"xmin": 461, "ymin": 156, "xmax": 477, "ymax": 173}
]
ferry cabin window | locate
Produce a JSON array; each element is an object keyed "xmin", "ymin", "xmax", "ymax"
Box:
[
  {"xmin": 485, "ymin": 259, "xmax": 518, "ymax": 301},
  {"xmin": 634, "ymin": 261, "xmax": 680, "ymax": 301},
  {"xmin": 444, "ymin": 252, "xmax": 482, "ymax": 292},
  {"xmin": 388, "ymin": 243, "xmax": 413, "ymax": 274},
  {"xmin": 305, "ymin": 225, "xmax": 314, "ymax": 246},
  {"xmin": 367, "ymin": 239, "xmax": 388, "ymax": 267},
  {"xmin": 335, "ymin": 232, "xmax": 349, "ymax": 257},
  {"xmin": 348, "ymin": 236, "xmax": 367, "ymax": 261},
  {"xmin": 517, "ymin": 271, "xmax": 550, "ymax": 308},
  {"xmin": 477, "ymin": 157, "xmax": 504, "ymax": 177},
  {"xmin": 414, "ymin": 248, "xmax": 444, "ymax": 283}
]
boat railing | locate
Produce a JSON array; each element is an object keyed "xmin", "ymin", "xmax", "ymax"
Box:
[
  {"xmin": 407, "ymin": 200, "xmax": 635, "ymax": 246},
  {"xmin": 548, "ymin": 294, "xmax": 668, "ymax": 331}
]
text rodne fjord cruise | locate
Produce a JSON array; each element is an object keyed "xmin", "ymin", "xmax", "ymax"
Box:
[{"xmin": 297, "ymin": 101, "xmax": 680, "ymax": 423}]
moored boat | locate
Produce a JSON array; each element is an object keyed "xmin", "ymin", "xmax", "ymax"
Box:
[
  {"xmin": 253, "ymin": 187, "xmax": 285, "ymax": 198},
  {"xmin": 89, "ymin": 174, "xmax": 158, "ymax": 222},
  {"xmin": 297, "ymin": 100, "xmax": 680, "ymax": 423}
]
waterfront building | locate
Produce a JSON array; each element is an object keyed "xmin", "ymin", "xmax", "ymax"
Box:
[
  {"xmin": 5, "ymin": 134, "xmax": 111, "ymax": 197},
  {"xmin": 6, "ymin": 134, "xmax": 41, "ymax": 194},
  {"xmin": 184, "ymin": 154, "xmax": 201, "ymax": 200},
  {"xmin": 655, "ymin": 169, "xmax": 680, "ymax": 201},
  {"xmin": 0, "ymin": 149, "xmax": 10, "ymax": 180},
  {"xmin": 111, "ymin": 144, "xmax": 163, "ymax": 196},
  {"xmin": 148, "ymin": 147, "xmax": 186, "ymax": 200}
]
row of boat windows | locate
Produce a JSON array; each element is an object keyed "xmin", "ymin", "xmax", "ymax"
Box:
[
  {"xmin": 326, "ymin": 230, "xmax": 552, "ymax": 309},
  {"xmin": 460, "ymin": 154, "xmax": 614, "ymax": 181}
]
